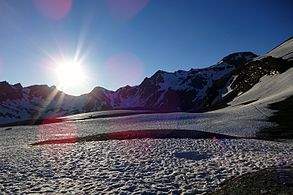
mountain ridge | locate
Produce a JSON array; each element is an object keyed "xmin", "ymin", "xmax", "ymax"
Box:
[{"xmin": 0, "ymin": 37, "xmax": 292, "ymax": 125}]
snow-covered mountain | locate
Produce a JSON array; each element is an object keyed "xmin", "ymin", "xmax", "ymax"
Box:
[
  {"xmin": 1, "ymin": 37, "xmax": 292, "ymax": 126},
  {"xmin": 108, "ymin": 52, "xmax": 256, "ymax": 111},
  {"xmin": 0, "ymin": 82, "xmax": 120, "ymax": 124}
]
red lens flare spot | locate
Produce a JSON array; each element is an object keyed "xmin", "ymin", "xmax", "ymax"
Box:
[
  {"xmin": 106, "ymin": 0, "xmax": 149, "ymax": 20},
  {"xmin": 37, "ymin": 117, "xmax": 77, "ymax": 156},
  {"xmin": 33, "ymin": 0, "xmax": 72, "ymax": 20}
]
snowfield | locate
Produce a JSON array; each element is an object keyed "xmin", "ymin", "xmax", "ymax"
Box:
[
  {"xmin": 1, "ymin": 139, "xmax": 293, "ymax": 194},
  {"xmin": 0, "ymin": 98, "xmax": 293, "ymax": 194},
  {"xmin": 0, "ymin": 41, "xmax": 292, "ymax": 194},
  {"xmin": 0, "ymin": 67, "xmax": 292, "ymax": 193}
]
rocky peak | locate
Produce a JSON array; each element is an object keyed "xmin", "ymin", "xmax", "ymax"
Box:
[
  {"xmin": 0, "ymin": 81, "xmax": 23, "ymax": 102},
  {"xmin": 222, "ymin": 52, "xmax": 257, "ymax": 66},
  {"xmin": 27, "ymin": 84, "xmax": 58, "ymax": 98},
  {"xmin": 13, "ymin": 83, "xmax": 23, "ymax": 90},
  {"xmin": 150, "ymin": 70, "xmax": 167, "ymax": 84},
  {"xmin": 90, "ymin": 86, "xmax": 110, "ymax": 95},
  {"xmin": 0, "ymin": 81, "xmax": 10, "ymax": 88}
]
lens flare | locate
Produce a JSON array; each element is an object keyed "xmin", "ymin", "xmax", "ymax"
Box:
[
  {"xmin": 37, "ymin": 119, "xmax": 77, "ymax": 156},
  {"xmin": 33, "ymin": 0, "xmax": 72, "ymax": 20},
  {"xmin": 106, "ymin": 0, "xmax": 149, "ymax": 20}
]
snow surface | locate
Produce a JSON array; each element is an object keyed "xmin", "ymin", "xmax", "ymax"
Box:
[
  {"xmin": 60, "ymin": 110, "xmax": 152, "ymax": 121},
  {"xmin": 265, "ymin": 37, "xmax": 293, "ymax": 60},
  {"xmin": 1, "ymin": 138, "xmax": 293, "ymax": 194},
  {"xmin": 230, "ymin": 68, "xmax": 293, "ymax": 106}
]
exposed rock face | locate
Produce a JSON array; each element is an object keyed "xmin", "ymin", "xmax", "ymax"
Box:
[
  {"xmin": 0, "ymin": 82, "xmax": 23, "ymax": 102},
  {"xmin": 208, "ymin": 167, "xmax": 293, "ymax": 195}
]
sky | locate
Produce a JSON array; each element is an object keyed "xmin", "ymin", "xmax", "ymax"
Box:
[{"xmin": 0, "ymin": 0, "xmax": 292, "ymax": 95}]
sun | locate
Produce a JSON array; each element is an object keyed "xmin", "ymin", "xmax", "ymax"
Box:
[{"xmin": 55, "ymin": 59, "xmax": 86, "ymax": 94}]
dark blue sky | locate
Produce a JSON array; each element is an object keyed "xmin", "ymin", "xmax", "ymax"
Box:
[{"xmin": 0, "ymin": 0, "xmax": 292, "ymax": 95}]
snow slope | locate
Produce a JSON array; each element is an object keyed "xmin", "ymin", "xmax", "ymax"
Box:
[
  {"xmin": 265, "ymin": 37, "xmax": 293, "ymax": 60},
  {"xmin": 231, "ymin": 67, "xmax": 293, "ymax": 106}
]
